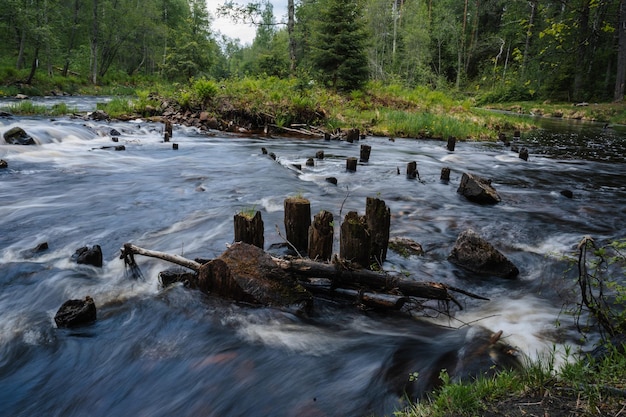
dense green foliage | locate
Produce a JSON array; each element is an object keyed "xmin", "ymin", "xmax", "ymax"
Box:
[{"xmin": 1, "ymin": 0, "xmax": 624, "ymax": 102}]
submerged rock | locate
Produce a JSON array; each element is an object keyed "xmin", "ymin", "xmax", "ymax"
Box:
[
  {"xmin": 54, "ymin": 296, "xmax": 97, "ymax": 328},
  {"xmin": 448, "ymin": 229, "xmax": 519, "ymax": 279},
  {"xmin": 0, "ymin": 159, "xmax": 7, "ymax": 169},
  {"xmin": 389, "ymin": 237, "xmax": 424, "ymax": 257},
  {"xmin": 4, "ymin": 127, "xmax": 36, "ymax": 145},
  {"xmin": 72, "ymin": 245, "xmax": 103, "ymax": 267},
  {"xmin": 457, "ymin": 172, "xmax": 501, "ymax": 204}
]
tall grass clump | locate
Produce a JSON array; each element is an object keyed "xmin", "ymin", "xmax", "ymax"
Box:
[{"xmin": 1, "ymin": 100, "xmax": 77, "ymax": 116}]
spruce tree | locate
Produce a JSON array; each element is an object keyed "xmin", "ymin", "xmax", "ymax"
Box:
[{"xmin": 310, "ymin": 0, "xmax": 369, "ymax": 91}]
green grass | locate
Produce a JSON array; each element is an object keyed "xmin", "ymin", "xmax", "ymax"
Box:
[
  {"xmin": 0, "ymin": 100, "xmax": 78, "ymax": 116},
  {"xmin": 397, "ymin": 344, "xmax": 626, "ymax": 417}
]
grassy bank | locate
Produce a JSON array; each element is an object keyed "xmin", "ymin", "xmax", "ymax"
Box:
[
  {"xmin": 396, "ymin": 345, "xmax": 626, "ymax": 417},
  {"xmin": 483, "ymin": 101, "xmax": 626, "ymax": 126}
]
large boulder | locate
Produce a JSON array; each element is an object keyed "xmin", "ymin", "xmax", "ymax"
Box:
[
  {"xmin": 72, "ymin": 245, "xmax": 103, "ymax": 267},
  {"xmin": 457, "ymin": 172, "xmax": 501, "ymax": 204},
  {"xmin": 448, "ymin": 229, "xmax": 519, "ymax": 278},
  {"xmin": 197, "ymin": 242, "xmax": 313, "ymax": 311},
  {"xmin": 4, "ymin": 127, "xmax": 36, "ymax": 145},
  {"xmin": 54, "ymin": 296, "xmax": 97, "ymax": 328}
]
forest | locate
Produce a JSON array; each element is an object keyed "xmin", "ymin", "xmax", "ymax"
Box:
[{"xmin": 0, "ymin": 0, "xmax": 625, "ymax": 103}]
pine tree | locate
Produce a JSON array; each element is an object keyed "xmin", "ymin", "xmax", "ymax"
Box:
[{"xmin": 310, "ymin": 0, "xmax": 369, "ymax": 91}]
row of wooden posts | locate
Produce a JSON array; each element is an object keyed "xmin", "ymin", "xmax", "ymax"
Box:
[{"xmin": 234, "ymin": 196, "xmax": 391, "ymax": 269}]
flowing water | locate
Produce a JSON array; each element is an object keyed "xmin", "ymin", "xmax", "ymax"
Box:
[{"xmin": 1, "ymin": 98, "xmax": 625, "ymax": 416}]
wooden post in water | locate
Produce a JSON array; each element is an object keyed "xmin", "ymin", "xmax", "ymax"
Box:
[
  {"xmin": 441, "ymin": 167, "xmax": 451, "ymax": 182},
  {"xmin": 308, "ymin": 210, "xmax": 334, "ymax": 261},
  {"xmin": 165, "ymin": 121, "xmax": 173, "ymax": 139},
  {"xmin": 164, "ymin": 132, "xmax": 170, "ymax": 142},
  {"xmin": 360, "ymin": 144, "xmax": 372, "ymax": 162},
  {"xmin": 447, "ymin": 136, "xmax": 456, "ymax": 151},
  {"xmin": 366, "ymin": 197, "xmax": 390, "ymax": 265},
  {"xmin": 306, "ymin": 158, "xmax": 315, "ymax": 167},
  {"xmin": 234, "ymin": 210, "xmax": 264, "ymax": 249},
  {"xmin": 284, "ymin": 197, "xmax": 311, "ymax": 254},
  {"xmin": 340, "ymin": 211, "xmax": 371, "ymax": 268},
  {"xmin": 519, "ymin": 147, "xmax": 529, "ymax": 161},
  {"xmin": 346, "ymin": 157, "xmax": 358, "ymax": 172},
  {"xmin": 406, "ymin": 161, "xmax": 417, "ymax": 179},
  {"xmin": 172, "ymin": 143, "xmax": 178, "ymax": 150},
  {"xmin": 316, "ymin": 150, "xmax": 324, "ymax": 160}
]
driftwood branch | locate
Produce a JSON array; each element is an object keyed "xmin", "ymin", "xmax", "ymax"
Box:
[
  {"xmin": 120, "ymin": 243, "xmax": 488, "ymax": 309},
  {"xmin": 120, "ymin": 243, "xmax": 202, "ymax": 272}
]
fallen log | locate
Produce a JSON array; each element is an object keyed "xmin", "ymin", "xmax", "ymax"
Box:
[{"xmin": 120, "ymin": 243, "xmax": 488, "ymax": 310}]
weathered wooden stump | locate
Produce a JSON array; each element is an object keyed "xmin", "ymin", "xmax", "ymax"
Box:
[
  {"xmin": 164, "ymin": 132, "xmax": 170, "ymax": 142},
  {"xmin": 284, "ymin": 197, "xmax": 311, "ymax": 254},
  {"xmin": 234, "ymin": 210, "xmax": 264, "ymax": 249},
  {"xmin": 519, "ymin": 147, "xmax": 529, "ymax": 161},
  {"xmin": 447, "ymin": 136, "xmax": 456, "ymax": 151},
  {"xmin": 326, "ymin": 177, "xmax": 338, "ymax": 185},
  {"xmin": 360, "ymin": 144, "xmax": 372, "ymax": 162},
  {"xmin": 513, "ymin": 130, "xmax": 521, "ymax": 138},
  {"xmin": 261, "ymin": 147, "xmax": 268, "ymax": 155},
  {"xmin": 306, "ymin": 158, "xmax": 315, "ymax": 167},
  {"xmin": 346, "ymin": 157, "xmax": 358, "ymax": 172},
  {"xmin": 340, "ymin": 211, "xmax": 371, "ymax": 268},
  {"xmin": 316, "ymin": 150, "xmax": 324, "ymax": 159},
  {"xmin": 308, "ymin": 210, "xmax": 334, "ymax": 261},
  {"xmin": 346, "ymin": 128, "xmax": 360, "ymax": 143},
  {"xmin": 172, "ymin": 143, "xmax": 178, "ymax": 150},
  {"xmin": 441, "ymin": 167, "xmax": 451, "ymax": 182},
  {"xmin": 407, "ymin": 161, "xmax": 418, "ymax": 179},
  {"xmin": 324, "ymin": 132, "xmax": 331, "ymax": 141},
  {"xmin": 366, "ymin": 197, "xmax": 390, "ymax": 265},
  {"xmin": 165, "ymin": 121, "xmax": 173, "ymax": 139}
]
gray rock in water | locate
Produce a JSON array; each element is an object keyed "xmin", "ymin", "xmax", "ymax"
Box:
[
  {"xmin": 72, "ymin": 245, "xmax": 103, "ymax": 267},
  {"xmin": 448, "ymin": 229, "xmax": 519, "ymax": 279},
  {"xmin": 457, "ymin": 172, "xmax": 501, "ymax": 205},
  {"xmin": 4, "ymin": 126, "xmax": 36, "ymax": 145},
  {"xmin": 0, "ymin": 159, "xmax": 7, "ymax": 169},
  {"xmin": 54, "ymin": 296, "xmax": 97, "ymax": 328}
]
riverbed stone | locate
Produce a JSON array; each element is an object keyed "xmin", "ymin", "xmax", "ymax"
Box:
[
  {"xmin": 4, "ymin": 126, "xmax": 36, "ymax": 145},
  {"xmin": 72, "ymin": 245, "xmax": 103, "ymax": 267},
  {"xmin": 457, "ymin": 172, "xmax": 501, "ymax": 204},
  {"xmin": 0, "ymin": 159, "xmax": 7, "ymax": 169},
  {"xmin": 448, "ymin": 229, "xmax": 519, "ymax": 279},
  {"xmin": 54, "ymin": 296, "xmax": 97, "ymax": 328}
]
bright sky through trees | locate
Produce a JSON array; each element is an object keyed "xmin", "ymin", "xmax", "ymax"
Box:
[{"xmin": 207, "ymin": 0, "xmax": 288, "ymax": 44}]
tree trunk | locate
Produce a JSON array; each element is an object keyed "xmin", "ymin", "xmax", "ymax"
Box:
[
  {"xmin": 573, "ymin": 0, "xmax": 591, "ymax": 101},
  {"xmin": 522, "ymin": 0, "xmax": 536, "ymax": 77},
  {"xmin": 284, "ymin": 197, "xmax": 311, "ymax": 254},
  {"xmin": 616, "ymin": 0, "xmax": 626, "ymax": 102},
  {"xmin": 91, "ymin": 0, "xmax": 99, "ymax": 85},
  {"xmin": 366, "ymin": 197, "xmax": 390, "ymax": 265},
  {"xmin": 288, "ymin": 0, "xmax": 296, "ymax": 74},
  {"xmin": 308, "ymin": 210, "xmax": 334, "ymax": 261},
  {"xmin": 234, "ymin": 211, "xmax": 264, "ymax": 249},
  {"xmin": 340, "ymin": 211, "xmax": 370, "ymax": 268},
  {"xmin": 63, "ymin": 0, "xmax": 82, "ymax": 77},
  {"xmin": 25, "ymin": 46, "xmax": 39, "ymax": 85}
]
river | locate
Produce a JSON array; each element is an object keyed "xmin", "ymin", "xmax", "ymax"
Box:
[{"xmin": 1, "ymin": 97, "xmax": 625, "ymax": 416}]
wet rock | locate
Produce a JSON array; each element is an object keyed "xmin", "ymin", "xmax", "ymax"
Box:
[
  {"xmin": 449, "ymin": 229, "xmax": 519, "ymax": 278},
  {"xmin": 0, "ymin": 159, "xmax": 7, "ymax": 169},
  {"xmin": 0, "ymin": 111, "xmax": 13, "ymax": 118},
  {"xmin": 72, "ymin": 245, "xmax": 103, "ymax": 267},
  {"xmin": 15, "ymin": 94, "xmax": 29, "ymax": 100},
  {"xmin": 389, "ymin": 237, "xmax": 423, "ymax": 257},
  {"xmin": 519, "ymin": 147, "xmax": 529, "ymax": 161},
  {"xmin": 457, "ymin": 172, "xmax": 501, "ymax": 205},
  {"xmin": 4, "ymin": 126, "xmax": 36, "ymax": 145},
  {"xmin": 159, "ymin": 268, "xmax": 197, "ymax": 287},
  {"xmin": 560, "ymin": 190, "xmax": 574, "ymax": 199},
  {"xmin": 110, "ymin": 129, "xmax": 121, "ymax": 136},
  {"xmin": 197, "ymin": 242, "xmax": 313, "ymax": 311},
  {"xmin": 54, "ymin": 296, "xmax": 97, "ymax": 328},
  {"xmin": 89, "ymin": 110, "xmax": 110, "ymax": 121},
  {"xmin": 326, "ymin": 177, "xmax": 338, "ymax": 185}
]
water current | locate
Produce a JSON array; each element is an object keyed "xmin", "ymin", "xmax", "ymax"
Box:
[{"xmin": 1, "ymin": 97, "xmax": 625, "ymax": 416}]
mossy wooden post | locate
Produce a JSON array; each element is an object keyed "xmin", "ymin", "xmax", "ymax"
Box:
[
  {"xmin": 346, "ymin": 157, "xmax": 358, "ymax": 172},
  {"xmin": 360, "ymin": 144, "xmax": 372, "ymax": 162},
  {"xmin": 407, "ymin": 161, "xmax": 417, "ymax": 179},
  {"xmin": 284, "ymin": 197, "xmax": 311, "ymax": 254},
  {"xmin": 447, "ymin": 136, "xmax": 456, "ymax": 151},
  {"xmin": 308, "ymin": 210, "xmax": 334, "ymax": 261},
  {"xmin": 366, "ymin": 197, "xmax": 390, "ymax": 265},
  {"xmin": 234, "ymin": 210, "xmax": 264, "ymax": 249},
  {"xmin": 340, "ymin": 211, "xmax": 371, "ymax": 268}
]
